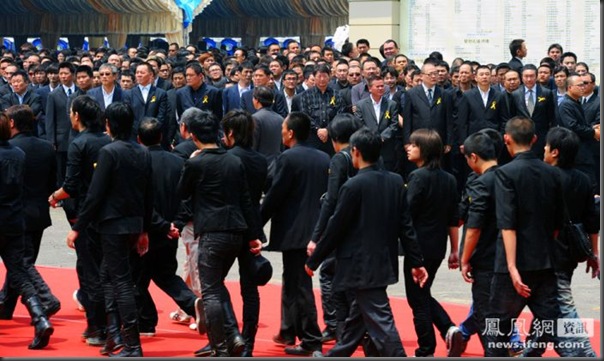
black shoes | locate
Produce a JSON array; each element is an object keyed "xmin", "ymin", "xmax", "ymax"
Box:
[
  {"xmin": 320, "ymin": 327, "xmax": 336, "ymax": 343},
  {"xmin": 272, "ymin": 334, "xmax": 295, "ymax": 346},
  {"xmin": 285, "ymin": 344, "xmax": 320, "ymax": 356}
]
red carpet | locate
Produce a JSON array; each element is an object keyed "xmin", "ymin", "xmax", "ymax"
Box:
[{"xmin": 0, "ymin": 266, "xmax": 599, "ymax": 357}]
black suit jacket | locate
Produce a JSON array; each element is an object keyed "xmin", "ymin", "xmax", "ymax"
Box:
[
  {"xmin": 1, "ymin": 90, "xmax": 43, "ymax": 117},
  {"xmin": 406, "ymin": 167, "xmax": 459, "ymax": 261},
  {"xmin": 241, "ymin": 88, "xmax": 288, "ymax": 118},
  {"xmin": 251, "ymin": 107, "xmax": 284, "ymax": 165},
  {"xmin": 401, "ymin": 85, "xmax": 453, "ymax": 146},
  {"xmin": 306, "ymin": 165, "xmax": 424, "ymax": 292},
  {"xmin": 8, "ymin": 132, "xmax": 56, "ymax": 231},
  {"xmin": 147, "ymin": 145, "xmax": 184, "ymax": 250},
  {"xmin": 46, "ymin": 85, "xmax": 79, "ymax": 152},
  {"xmin": 355, "ymin": 96, "xmax": 401, "ymax": 171},
  {"xmin": 261, "ymin": 143, "xmax": 330, "ymax": 251},
  {"xmin": 87, "ymin": 86, "xmax": 124, "ymax": 111},
  {"xmin": 508, "ymin": 57, "xmax": 523, "ymax": 72},
  {"xmin": 175, "ymin": 83, "xmax": 223, "ymax": 120},
  {"xmin": 583, "ymin": 94, "xmax": 600, "ymax": 126},
  {"xmin": 494, "ymin": 151, "xmax": 563, "ymax": 273},
  {"xmin": 511, "ymin": 84, "xmax": 556, "ymax": 158},
  {"xmin": 456, "ymin": 86, "xmax": 505, "ymax": 143},
  {"xmin": 73, "ymin": 140, "xmax": 153, "ymax": 235},
  {"xmin": 122, "ymin": 85, "xmax": 169, "ymax": 144},
  {"xmin": 35, "ymin": 84, "xmax": 59, "ymax": 139}
]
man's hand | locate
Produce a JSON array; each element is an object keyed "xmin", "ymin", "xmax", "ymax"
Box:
[
  {"xmin": 317, "ymin": 128, "xmax": 328, "ymax": 143},
  {"xmin": 304, "ymin": 264, "xmax": 314, "ymax": 277},
  {"xmin": 48, "ymin": 192, "xmax": 59, "ymax": 208},
  {"xmin": 509, "ymin": 267, "xmax": 530, "ymax": 298},
  {"xmin": 137, "ymin": 232, "xmax": 149, "ymax": 256},
  {"xmin": 307, "ymin": 240, "xmax": 316, "ymax": 257},
  {"xmin": 586, "ymin": 255, "xmax": 600, "ymax": 279},
  {"xmin": 444, "ymin": 145, "xmax": 452, "ymax": 154},
  {"xmin": 249, "ymin": 239, "xmax": 262, "ymax": 255},
  {"xmin": 461, "ymin": 262, "xmax": 473, "ymax": 283},
  {"xmin": 411, "ymin": 267, "xmax": 429, "ymax": 288},
  {"xmin": 168, "ymin": 223, "xmax": 180, "ymax": 239},
  {"xmin": 66, "ymin": 230, "xmax": 79, "ymax": 249},
  {"xmin": 593, "ymin": 124, "xmax": 600, "ymax": 141},
  {"xmin": 448, "ymin": 252, "xmax": 459, "ymax": 270}
]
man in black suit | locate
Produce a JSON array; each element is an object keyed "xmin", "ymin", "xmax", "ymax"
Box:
[
  {"xmin": 354, "ymin": 74, "xmax": 401, "ymax": 171},
  {"xmin": 240, "ymin": 65, "xmax": 288, "ymax": 118},
  {"xmin": 49, "ymin": 95, "xmax": 113, "ymax": 349},
  {"xmin": 87, "ymin": 64, "xmax": 123, "ymax": 111},
  {"xmin": 0, "ymin": 70, "xmax": 43, "ymax": 134},
  {"xmin": 67, "ymin": 102, "xmax": 154, "ymax": 357},
  {"xmin": 177, "ymin": 111, "xmax": 262, "ymax": 357},
  {"xmin": 251, "ymin": 86, "xmax": 284, "ymax": 166},
  {"xmin": 558, "ymin": 74, "xmax": 599, "ymax": 193},
  {"xmin": 0, "ymin": 105, "xmax": 60, "ymax": 321},
  {"xmin": 306, "ymin": 128, "xmax": 428, "ymax": 357},
  {"xmin": 581, "ymin": 72, "xmax": 600, "ymax": 193},
  {"xmin": 260, "ymin": 112, "xmax": 328, "ymax": 356},
  {"xmin": 222, "ymin": 62, "xmax": 253, "ymax": 115},
  {"xmin": 401, "ymin": 58, "xmax": 453, "ymax": 176},
  {"xmin": 485, "ymin": 116, "xmax": 567, "ymax": 356},
  {"xmin": 134, "ymin": 117, "xmax": 199, "ymax": 337},
  {"xmin": 122, "ymin": 62, "xmax": 169, "ymax": 149},
  {"xmin": 45, "ymin": 61, "xmax": 78, "ymax": 190},
  {"xmin": 175, "ymin": 62, "xmax": 222, "ymax": 121},
  {"xmin": 35, "ymin": 64, "xmax": 60, "ymax": 139},
  {"xmin": 507, "ymin": 39, "xmax": 526, "ymax": 72},
  {"xmin": 511, "ymin": 64, "xmax": 556, "ymax": 159}
]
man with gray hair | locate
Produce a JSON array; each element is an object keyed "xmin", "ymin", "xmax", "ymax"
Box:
[{"xmin": 87, "ymin": 64, "xmax": 122, "ymax": 111}]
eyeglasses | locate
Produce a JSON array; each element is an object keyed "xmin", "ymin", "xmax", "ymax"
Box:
[
  {"xmin": 583, "ymin": 81, "xmax": 593, "ymax": 85},
  {"xmin": 572, "ymin": 83, "xmax": 586, "ymax": 87},
  {"xmin": 349, "ymin": 73, "xmax": 361, "ymax": 76},
  {"xmin": 423, "ymin": 72, "xmax": 438, "ymax": 77},
  {"xmin": 99, "ymin": 72, "xmax": 112, "ymax": 76}
]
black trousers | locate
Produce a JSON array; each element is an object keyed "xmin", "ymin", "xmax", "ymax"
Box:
[
  {"xmin": 0, "ymin": 229, "xmax": 58, "ymax": 316},
  {"xmin": 99, "ymin": 233, "xmax": 139, "ymax": 328},
  {"xmin": 319, "ymin": 254, "xmax": 337, "ymax": 330},
  {"xmin": 326, "ymin": 287, "xmax": 406, "ymax": 357},
  {"xmin": 404, "ymin": 257, "xmax": 455, "ymax": 356},
  {"xmin": 278, "ymin": 249, "xmax": 322, "ymax": 351},
  {"xmin": 0, "ymin": 232, "xmax": 36, "ymax": 301},
  {"xmin": 235, "ymin": 239, "xmax": 260, "ymax": 334},
  {"xmin": 134, "ymin": 241, "xmax": 197, "ymax": 329}
]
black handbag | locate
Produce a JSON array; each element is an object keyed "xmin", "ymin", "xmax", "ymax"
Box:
[{"xmin": 559, "ymin": 194, "xmax": 594, "ymax": 263}]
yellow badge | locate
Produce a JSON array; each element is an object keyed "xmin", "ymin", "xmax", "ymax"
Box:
[
  {"xmin": 330, "ymin": 96, "xmax": 336, "ymax": 106},
  {"xmin": 203, "ymin": 95, "xmax": 208, "ymax": 104},
  {"xmin": 385, "ymin": 111, "xmax": 390, "ymax": 119},
  {"xmin": 93, "ymin": 162, "xmax": 97, "ymax": 169},
  {"xmin": 150, "ymin": 95, "xmax": 156, "ymax": 103},
  {"xmin": 538, "ymin": 96, "xmax": 546, "ymax": 102},
  {"xmin": 490, "ymin": 101, "xmax": 496, "ymax": 110},
  {"xmin": 468, "ymin": 196, "xmax": 472, "ymax": 203},
  {"xmin": 436, "ymin": 97, "xmax": 441, "ymax": 105}
]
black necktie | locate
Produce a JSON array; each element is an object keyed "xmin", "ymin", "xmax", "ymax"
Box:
[
  {"xmin": 67, "ymin": 88, "xmax": 72, "ymax": 96},
  {"xmin": 428, "ymin": 89, "xmax": 433, "ymax": 105}
]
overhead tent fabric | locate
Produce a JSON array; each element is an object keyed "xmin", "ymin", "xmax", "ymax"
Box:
[
  {"xmin": 190, "ymin": 0, "xmax": 349, "ymax": 48},
  {"xmin": 0, "ymin": 0, "xmax": 213, "ymax": 49}
]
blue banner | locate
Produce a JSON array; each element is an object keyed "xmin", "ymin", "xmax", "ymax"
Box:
[{"xmin": 173, "ymin": 0, "xmax": 203, "ymax": 28}]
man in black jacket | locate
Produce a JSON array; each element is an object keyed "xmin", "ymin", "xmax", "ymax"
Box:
[
  {"xmin": 306, "ymin": 128, "xmax": 428, "ymax": 357},
  {"xmin": 177, "ymin": 110, "xmax": 262, "ymax": 357},
  {"xmin": 67, "ymin": 102, "xmax": 154, "ymax": 357},
  {"xmin": 0, "ymin": 105, "xmax": 59, "ymax": 321}
]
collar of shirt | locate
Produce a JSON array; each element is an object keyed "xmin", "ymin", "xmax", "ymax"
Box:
[
  {"xmin": 238, "ymin": 84, "xmax": 250, "ymax": 97},
  {"xmin": 62, "ymin": 84, "xmax": 74, "ymax": 95},
  {"xmin": 139, "ymin": 84, "xmax": 151, "ymax": 93},
  {"xmin": 421, "ymin": 84, "xmax": 435, "ymax": 95},
  {"xmin": 102, "ymin": 86, "xmax": 115, "ymax": 98},
  {"xmin": 15, "ymin": 91, "xmax": 26, "ymax": 103},
  {"xmin": 479, "ymin": 88, "xmax": 490, "ymax": 105},
  {"xmin": 371, "ymin": 96, "xmax": 382, "ymax": 107}
]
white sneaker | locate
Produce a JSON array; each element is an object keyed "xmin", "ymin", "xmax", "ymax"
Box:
[{"xmin": 73, "ymin": 289, "xmax": 85, "ymax": 312}]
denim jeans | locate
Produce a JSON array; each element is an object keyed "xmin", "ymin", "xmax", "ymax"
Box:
[{"xmin": 198, "ymin": 232, "xmax": 241, "ymax": 346}]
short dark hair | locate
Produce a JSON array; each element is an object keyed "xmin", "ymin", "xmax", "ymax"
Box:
[
  {"xmin": 409, "ymin": 128, "xmax": 443, "ymax": 169},
  {"xmin": 548, "ymin": 43, "xmax": 563, "ymax": 54},
  {"xmin": 104, "ymin": 102, "xmax": 134, "ymax": 140},
  {"xmin": 505, "ymin": 116, "xmax": 535, "ymax": 146},
  {"xmin": 509, "ymin": 39, "xmax": 525, "ymax": 57},
  {"xmin": 327, "ymin": 113, "xmax": 363, "ymax": 143},
  {"xmin": 285, "ymin": 111, "xmax": 311, "ymax": 142},
  {"xmin": 221, "ymin": 110, "xmax": 255, "ymax": 148},
  {"xmin": 553, "ymin": 65, "xmax": 570, "ymax": 77},
  {"xmin": 463, "ymin": 130, "xmax": 499, "ymax": 161},
  {"xmin": 366, "ymin": 74, "xmax": 383, "ymax": 87},
  {"xmin": 356, "ymin": 39, "xmax": 370, "ymax": 48},
  {"xmin": 6, "ymin": 104, "xmax": 35, "ymax": 132},
  {"xmin": 58, "ymin": 61, "xmax": 76, "ymax": 74},
  {"xmin": 521, "ymin": 63, "xmax": 537, "ymax": 75},
  {"xmin": 179, "ymin": 107, "xmax": 203, "ymax": 129},
  {"xmin": 0, "ymin": 112, "xmax": 10, "ymax": 141},
  {"xmin": 138, "ymin": 117, "xmax": 162, "ymax": 146},
  {"xmin": 350, "ymin": 128, "xmax": 382, "ymax": 164},
  {"xmin": 71, "ymin": 95, "xmax": 102, "ymax": 132},
  {"xmin": 11, "ymin": 69, "xmax": 29, "ymax": 83},
  {"xmin": 76, "ymin": 65, "xmax": 93, "ymax": 77},
  {"xmin": 252, "ymin": 86, "xmax": 274, "ymax": 108},
  {"xmin": 188, "ymin": 110, "xmax": 219, "ymax": 144},
  {"xmin": 313, "ymin": 64, "xmax": 331, "ymax": 76},
  {"xmin": 496, "ymin": 62, "xmax": 511, "ymax": 72},
  {"xmin": 545, "ymin": 127, "xmax": 579, "ymax": 168},
  {"xmin": 560, "ymin": 51, "xmax": 577, "ymax": 63}
]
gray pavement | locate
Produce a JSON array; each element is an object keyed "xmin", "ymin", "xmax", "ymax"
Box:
[{"xmin": 39, "ymin": 207, "xmax": 601, "ymax": 322}]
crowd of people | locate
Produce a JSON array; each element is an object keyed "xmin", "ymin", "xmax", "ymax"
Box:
[{"xmin": 0, "ymin": 35, "xmax": 600, "ymax": 358}]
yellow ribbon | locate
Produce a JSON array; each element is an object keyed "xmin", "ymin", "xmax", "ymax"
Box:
[
  {"xmin": 490, "ymin": 101, "xmax": 496, "ymax": 110},
  {"xmin": 538, "ymin": 96, "xmax": 546, "ymax": 102},
  {"xmin": 150, "ymin": 95, "xmax": 156, "ymax": 103},
  {"xmin": 436, "ymin": 97, "xmax": 441, "ymax": 105},
  {"xmin": 203, "ymin": 95, "xmax": 208, "ymax": 104},
  {"xmin": 385, "ymin": 111, "xmax": 390, "ymax": 119},
  {"xmin": 330, "ymin": 96, "xmax": 335, "ymax": 105}
]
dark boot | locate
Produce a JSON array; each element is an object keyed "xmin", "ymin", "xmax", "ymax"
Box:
[
  {"xmin": 100, "ymin": 311, "xmax": 124, "ymax": 355},
  {"xmin": 24, "ymin": 296, "xmax": 54, "ymax": 349},
  {"xmin": 108, "ymin": 325, "xmax": 143, "ymax": 357},
  {"xmin": 0, "ymin": 284, "xmax": 18, "ymax": 319},
  {"xmin": 206, "ymin": 304, "xmax": 229, "ymax": 357},
  {"xmin": 240, "ymin": 323, "xmax": 258, "ymax": 357},
  {"xmin": 335, "ymin": 321, "xmax": 345, "ymax": 342},
  {"xmin": 85, "ymin": 300, "xmax": 107, "ymax": 346},
  {"xmin": 193, "ymin": 343, "xmax": 213, "ymax": 357},
  {"xmin": 222, "ymin": 300, "xmax": 244, "ymax": 356}
]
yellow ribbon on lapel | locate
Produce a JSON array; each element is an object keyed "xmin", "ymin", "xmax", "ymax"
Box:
[
  {"xmin": 538, "ymin": 96, "xmax": 546, "ymax": 102},
  {"xmin": 436, "ymin": 97, "xmax": 441, "ymax": 105},
  {"xmin": 385, "ymin": 110, "xmax": 390, "ymax": 119},
  {"xmin": 202, "ymin": 95, "xmax": 208, "ymax": 104},
  {"xmin": 330, "ymin": 96, "xmax": 336, "ymax": 106},
  {"xmin": 490, "ymin": 101, "xmax": 496, "ymax": 110},
  {"xmin": 150, "ymin": 95, "xmax": 156, "ymax": 103}
]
